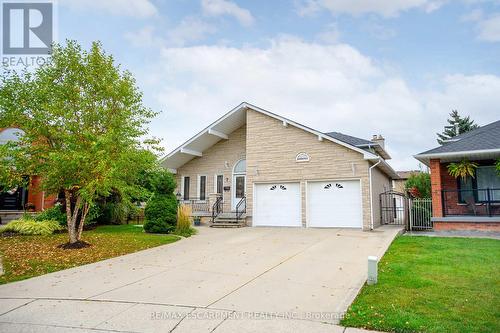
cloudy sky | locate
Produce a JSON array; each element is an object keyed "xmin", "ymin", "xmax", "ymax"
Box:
[{"xmin": 55, "ymin": 0, "xmax": 500, "ymax": 170}]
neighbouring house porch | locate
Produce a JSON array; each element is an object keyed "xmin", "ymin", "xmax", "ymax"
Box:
[{"xmin": 430, "ymin": 158, "xmax": 500, "ymax": 231}]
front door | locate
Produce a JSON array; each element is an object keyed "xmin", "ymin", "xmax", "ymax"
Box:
[{"xmin": 232, "ymin": 175, "xmax": 246, "ymax": 211}]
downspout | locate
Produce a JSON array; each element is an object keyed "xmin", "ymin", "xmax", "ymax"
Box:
[{"xmin": 369, "ymin": 157, "xmax": 382, "ymax": 230}]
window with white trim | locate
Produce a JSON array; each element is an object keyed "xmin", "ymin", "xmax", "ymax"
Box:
[
  {"xmin": 182, "ymin": 176, "xmax": 190, "ymax": 200},
  {"xmin": 199, "ymin": 175, "xmax": 207, "ymax": 201}
]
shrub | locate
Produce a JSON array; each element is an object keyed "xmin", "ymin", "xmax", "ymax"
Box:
[
  {"xmin": 35, "ymin": 205, "xmax": 66, "ymax": 225},
  {"xmin": 0, "ymin": 219, "xmax": 65, "ymax": 236},
  {"xmin": 153, "ymin": 170, "xmax": 176, "ymax": 195},
  {"xmin": 175, "ymin": 205, "xmax": 196, "ymax": 237},
  {"xmin": 405, "ymin": 172, "xmax": 431, "ymax": 198},
  {"xmin": 143, "ymin": 194, "xmax": 177, "ymax": 233},
  {"xmin": 99, "ymin": 201, "xmax": 130, "ymax": 225}
]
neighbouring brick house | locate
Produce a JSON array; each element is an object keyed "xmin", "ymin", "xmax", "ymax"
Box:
[
  {"xmin": 415, "ymin": 120, "xmax": 500, "ymax": 231},
  {"xmin": 392, "ymin": 170, "xmax": 422, "ymax": 193},
  {"xmin": 161, "ymin": 102, "xmax": 399, "ymax": 230},
  {"xmin": 0, "ymin": 127, "xmax": 56, "ymax": 215}
]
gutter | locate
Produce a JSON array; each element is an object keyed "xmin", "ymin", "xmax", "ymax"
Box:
[
  {"xmin": 368, "ymin": 157, "xmax": 382, "ymax": 231},
  {"xmin": 414, "ymin": 148, "xmax": 500, "ymax": 166}
]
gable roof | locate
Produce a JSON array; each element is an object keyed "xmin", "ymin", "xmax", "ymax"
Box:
[
  {"xmin": 414, "ymin": 119, "xmax": 500, "ymax": 165},
  {"xmin": 161, "ymin": 102, "xmax": 398, "ymax": 178},
  {"xmin": 325, "ymin": 132, "xmax": 372, "ymax": 146},
  {"xmin": 325, "ymin": 132, "xmax": 391, "ymax": 159}
]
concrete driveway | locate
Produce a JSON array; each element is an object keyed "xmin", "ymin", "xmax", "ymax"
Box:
[{"xmin": 0, "ymin": 226, "xmax": 401, "ymax": 333}]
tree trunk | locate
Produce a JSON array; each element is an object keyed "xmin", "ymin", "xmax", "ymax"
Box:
[
  {"xmin": 64, "ymin": 190, "xmax": 83, "ymax": 244},
  {"xmin": 77, "ymin": 202, "xmax": 89, "ymax": 240}
]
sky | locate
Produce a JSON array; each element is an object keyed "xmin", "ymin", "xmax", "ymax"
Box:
[{"xmin": 53, "ymin": 1, "xmax": 500, "ymax": 169}]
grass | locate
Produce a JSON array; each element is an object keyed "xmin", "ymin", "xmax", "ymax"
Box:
[
  {"xmin": 0, "ymin": 224, "xmax": 180, "ymax": 284},
  {"xmin": 341, "ymin": 236, "xmax": 500, "ymax": 333}
]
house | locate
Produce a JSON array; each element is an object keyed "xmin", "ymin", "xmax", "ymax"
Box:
[
  {"xmin": 414, "ymin": 120, "xmax": 500, "ymax": 231},
  {"xmin": 161, "ymin": 102, "xmax": 399, "ymax": 230},
  {"xmin": 392, "ymin": 170, "xmax": 421, "ymax": 193},
  {"xmin": 0, "ymin": 127, "xmax": 55, "ymax": 220}
]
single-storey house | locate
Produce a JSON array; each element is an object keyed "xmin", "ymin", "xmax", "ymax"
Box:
[
  {"xmin": 161, "ymin": 102, "xmax": 399, "ymax": 230},
  {"xmin": 414, "ymin": 120, "xmax": 500, "ymax": 231}
]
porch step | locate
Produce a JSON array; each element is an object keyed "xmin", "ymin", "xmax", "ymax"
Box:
[
  {"xmin": 211, "ymin": 212, "xmax": 247, "ymax": 228},
  {"xmin": 210, "ymin": 222, "xmax": 246, "ymax": 228}
]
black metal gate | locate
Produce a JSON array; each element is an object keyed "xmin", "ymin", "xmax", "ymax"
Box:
[{"xmin": 380, "ymin": 191, "xmax": 408, "ymax": 226}]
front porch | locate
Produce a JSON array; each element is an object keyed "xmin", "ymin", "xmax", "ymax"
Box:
[
  {"xmin": 430, "ymin": 158, "xmax": 500, "ymax": 231},
  {"xmin": 179, "ymin": 195, "xmax": 247, "ymax": 227}
]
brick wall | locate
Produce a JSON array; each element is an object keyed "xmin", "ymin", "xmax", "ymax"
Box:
[
  {"xmin": 429, "ymin": 159, "xmax": 443, "ymax": 217},
  {"xmin": 434, "ymin": 221, "xmax": 500, "ymax": 231}
]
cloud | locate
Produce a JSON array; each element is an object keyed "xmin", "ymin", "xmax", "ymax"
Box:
[
  {"xmin": 460, "ymin": 8, "xmax": 483, "ymax": 22},
  {"xmin": 124, "ymin": 18, "xmax": 216, "ymax": 48},
  {"xmin": 59, "ymin": 0, "xmax": 158, "ymax": 18},
  {"xmin": 296, "ymin": 0, "xmax": 446, "ymax": 17},
  {"xmin": 477, "ymin": 14, "xmax": 500, "ymax": 41},
  {"xmin": 201, "ymin": 0, "xmax": 255, "ymax": 26},
  {"xmin": 149, "ymin": 38, "xmax": 500, "ymax": 170},
  {"xmin": 124, "ymin": 26, "xmax": 162, "ymax": 48},
  {"xmin": 167, "ymin": 17, "xmax": 217, "ymax": 46},
  {"xmin": 315, "ymin": 23, "xmax": 341, "ymax": 43}
]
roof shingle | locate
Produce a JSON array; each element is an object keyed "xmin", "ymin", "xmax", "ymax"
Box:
[{"xmin": 418, "ymin": 120, "xmax": 500, "ymax": 155}]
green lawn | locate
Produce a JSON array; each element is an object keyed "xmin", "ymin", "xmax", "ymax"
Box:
[
  {"xmin": 0, "ymin": 225, "xmax": 180, "ymax": 284},
  {"xmin": 341, "ymin": 236, "xmax": 500, "ymax": 333}
]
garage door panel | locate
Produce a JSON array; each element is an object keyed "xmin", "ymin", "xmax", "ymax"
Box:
[
  {"xmin": 254, "ymin": 183, "xmax": 301, "ymax": 227},
  {"xmin": 308, "ymin": 180, "xmax": 362, "ymax": 228}
]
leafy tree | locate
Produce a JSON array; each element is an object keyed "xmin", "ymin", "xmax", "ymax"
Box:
[
  {"xmin": 0, "ymin": 41, "xmax": 161, "ymax": 246},
  {"xmin": 437, "ymin": 110, "xmax": 479, "ymax": 144},
  {"xmin": 496, "ymin": 159, "xmax": 500, "ymax": 176},
  {"xmin": 404, "ymin": 172, "xmax": 431, "ymax": 198}
]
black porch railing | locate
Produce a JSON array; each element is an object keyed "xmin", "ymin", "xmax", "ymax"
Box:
[
  {"xmin": 236, "ymin": 196, "xmax": 246, "ymax": 223},
  {"xmin": 179, "ymin": 198, "xmax": 210, "ymax": 213},
  {"xmin": 211, "ymin": 196, "xmax": 223, "ymax": 223},
  {"xmin": 442, "ymin": 188, "xmax": 500, "ymax": 217}
]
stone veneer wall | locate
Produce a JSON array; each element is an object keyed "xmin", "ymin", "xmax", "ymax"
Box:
[
  {"xmin": 175, "ymin": 126, "xmax": 246, "ymax": 213},
  {"xmin": 245, "ymin": 109, "xmax": 374, "ymax": 229}
]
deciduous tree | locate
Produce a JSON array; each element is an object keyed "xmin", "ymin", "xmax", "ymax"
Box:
[{"xmin": 0, "ymin": 41, "xmax": 161, "ymax": 246}]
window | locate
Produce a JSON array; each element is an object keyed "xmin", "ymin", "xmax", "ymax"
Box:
[
  {"xmin": 199, "ymin": 175, "xmax": 206, "ymax": 201},
  {"xmin": 477, "ymin": 166, "xmax": 500, "ymax": 201},
  {"xmin": 457, "ymin": 177, "xmax": 474, "ymax": 203},
  {"xmin": 233, "ymin": 159, "xmax": 246, "ymax": 174},
  {"xmin": 457, "ymin": 165, "xmax": 500, "ymax": 202},
  {"xmin": 295, "ymin": 152, "xmax": 310, "ymax": 162},
  {"xmin": 235, "ymin": 176, "xmax": 245, "ymax": 198},
  {"xmin": 183, "ymin": 177, "xmax": 190, "ymax": 200},
  {"xmin": 216, "ymin": 175, "xmax": 223, "ymax": 194}
]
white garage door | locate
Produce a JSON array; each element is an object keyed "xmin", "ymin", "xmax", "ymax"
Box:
[
  {"xmin": 307, "ymin": 180, "xmax": 362, "ymax": 228},
  {"xmin": 253, "ymin": 183, "xmax": 301, "ymax": 227}
]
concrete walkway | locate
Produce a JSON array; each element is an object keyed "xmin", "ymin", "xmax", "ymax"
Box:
[
  {"xmin": 406, "ymin": 230, "xmax": 500, "ymax": 240},
  {"xmin": 0, "ymin": 226, "xmax": 401, "ymax": 333}
]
